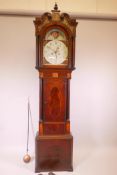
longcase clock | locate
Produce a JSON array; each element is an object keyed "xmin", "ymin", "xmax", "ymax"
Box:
[{"xmin": 34, "ymin": 4, "xmax": 78, "ymax": 172}]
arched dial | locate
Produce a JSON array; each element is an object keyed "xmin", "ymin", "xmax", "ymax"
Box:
[{"xmin": 43, "ymin": 40, "xmax": 68, "ymax": 65}]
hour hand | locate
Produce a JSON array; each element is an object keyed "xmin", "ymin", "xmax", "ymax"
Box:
[
  {"xmin": 53, "ymin": 46, "xmax": 58, "ymax": 53},
  {"xmin": 47, "ymin": 46, "xmax": 55, "ymax": 52}
]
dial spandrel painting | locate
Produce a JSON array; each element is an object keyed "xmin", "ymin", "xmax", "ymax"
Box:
[{"xmin": 43, "ymin": 29, "xmax": 68, "ymax": 65}]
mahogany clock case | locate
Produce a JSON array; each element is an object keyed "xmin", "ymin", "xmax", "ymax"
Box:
[{"xmin": 34, "ymin": 4, "xmax": 78, "ymax": 172}]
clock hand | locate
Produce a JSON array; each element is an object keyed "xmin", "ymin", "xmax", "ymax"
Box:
[
  {"xmin": 54, "ymin": 48, "xmax": 58, "ymax": 64},
  {"xmin": 54, "ymin": 51, "xmax": 57, "ymax": 63},
  {"xmin": 55, "ymin": 47, "xmax": 59, "ymax": 53},
  {"xmin": 54, "ymin": 47, "xmax": 59, "ymax": 57},
  {"xmin": 47, "ymin": 45, "xmax": 56, "ymax": 52}
]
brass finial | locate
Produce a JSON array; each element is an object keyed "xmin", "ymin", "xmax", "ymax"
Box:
[{"xmin": 54, "ymin": 2, "xmax": 58, "ymax": 11}]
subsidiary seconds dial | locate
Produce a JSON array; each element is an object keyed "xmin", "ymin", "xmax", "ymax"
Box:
[{"xmin": 43, "ymin": 40, "xmax": 68, "ymax": 65}]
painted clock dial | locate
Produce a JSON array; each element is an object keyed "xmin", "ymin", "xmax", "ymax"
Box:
[{"xmin": 43, "ymin": 29, "xmax": 68, "ymax": 65}]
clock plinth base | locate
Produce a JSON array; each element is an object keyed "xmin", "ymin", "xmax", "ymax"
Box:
[{"xmin": 35, "ymin": 133, "xmax": 73, "ymax": 172}]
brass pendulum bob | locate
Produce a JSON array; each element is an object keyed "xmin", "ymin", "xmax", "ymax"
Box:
[
  {"xmin": 23, "ymin": 99, "xmax": 31, "ymax": 163},
  {"xmin": 23, "ymin": 153, "xmax": 31, "ymax": 163}
]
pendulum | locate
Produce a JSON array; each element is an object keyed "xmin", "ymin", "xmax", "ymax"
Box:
[
  {"xmin": 23, "ymin": 98, "xmax": 31, "ymax": 163},
  {"xmin": 23, "ymin": 153, "xmax": 31, "ymax": 163}
]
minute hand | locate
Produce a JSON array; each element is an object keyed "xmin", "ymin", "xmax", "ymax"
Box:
[{"xmin": 54, "ymin": 47, "xmax": 60, "ymax": 64}]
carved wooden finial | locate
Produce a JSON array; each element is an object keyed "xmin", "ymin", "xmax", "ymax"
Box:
[
  {"xmin": 54, "ymin": 2, "xmax": 58, "ymax": 10},
  {"xmin": 51, "ymin": 2, "xmax": 60, "ymax": 12}
]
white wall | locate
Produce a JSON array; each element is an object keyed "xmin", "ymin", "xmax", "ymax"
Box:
[
  {"xmin": 72, "ymin": 20, "xmax": 117, "ymax": 148},
  {"xmin": 0, "ymin": 17, "xmax": 117, "ymax": 153},
  {"xmin": 0, "ymin": 0, "xmax": 117, "ymax": 14},
  {"xmin": 0, "ymin": 17, "xmax": 38, "ymax": 151}
]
